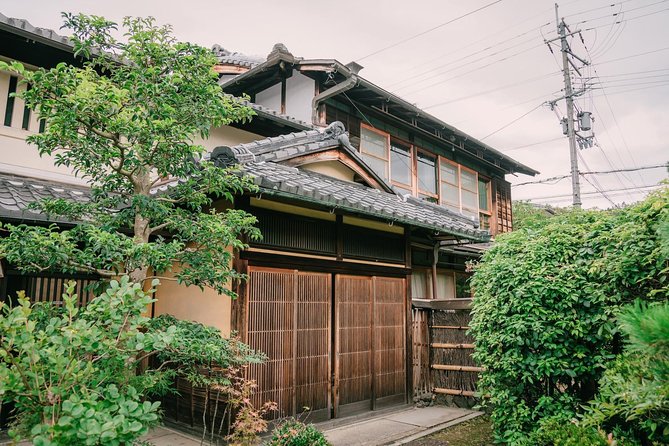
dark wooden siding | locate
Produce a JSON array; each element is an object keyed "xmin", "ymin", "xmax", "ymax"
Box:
[
  {"xmin": 493, "ymin": 178, "xmax": 513, "ymax": 234},
  {"xmin": 342, "ymin": 225, "xmax": 405, "ymax": 263},
  {"xmin": 252, "ymin": 209, "xmax": 337, "ymax": 255}
]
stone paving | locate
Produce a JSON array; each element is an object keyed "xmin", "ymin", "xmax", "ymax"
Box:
[{"xmin": 1, "ymin": 405, "xmax": 481, "ymax": 445}]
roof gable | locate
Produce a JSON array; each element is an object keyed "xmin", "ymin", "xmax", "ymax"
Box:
[{"xmin": 211, "ymin": 121, "xmax": 394, "ymax": 193}]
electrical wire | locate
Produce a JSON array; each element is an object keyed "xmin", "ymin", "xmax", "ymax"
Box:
[
  {"xmin": 512, "ymin": 163, "xmax": 668, "ymax": 186},
  {"xmin": 355, "ymin": 0, "xmax": 503, "ymax": 62},
  {"xmin": 480, "ymin": 103, "xmax": 545, "ymax": 140}
]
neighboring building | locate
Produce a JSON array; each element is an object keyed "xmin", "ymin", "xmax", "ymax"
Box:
[{"xmin": 0, "ymin": 14, "xmax": 537, "ymax": 426}]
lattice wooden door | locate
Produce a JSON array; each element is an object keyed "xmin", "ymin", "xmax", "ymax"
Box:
[
  {"xmin": 334, "ymin": 275, "xmax": 406, "ymax": 416},
  {"xmin": 373, "ymin": 277, "xmax": 407, "ymax": 408},
  {"xmin": 245, "ymin": 267, "xmax": 331, "ymax": 420}
]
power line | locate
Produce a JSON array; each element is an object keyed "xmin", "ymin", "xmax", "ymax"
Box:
[
  {"xmin": 355, "ymin": 0, "xmax": 503, "ymax": 62},
  {"xmin": 422, "ymin": 71, "xmax": 561, "ymax": 110},
  {"xmin": 387, "ymin": 23, "xmax": 549, "ymax": 90},
  {"xmin": 499, "ymin": 136, "xmax": 565, "ymax": 152},
  {"xmin": 480, "ymin": 103, "xmax": 544, "ymax": 140},
  {"xmin": 512, "ymin": 163, "xmax": 668, "ymax": 186},
  {"xmin": 522, "ymin": 184, "xmax": 663, "ymax": 202}
]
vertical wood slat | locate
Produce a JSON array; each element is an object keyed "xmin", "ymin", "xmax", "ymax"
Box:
[
  {"xmin": 245, "ymin": 267, "xmax": 330, "ymax": 420},
  {"xmin": 335, "ymin": 275, "xmax": 373, "ymax": 411},
  {"xmin": 374, "ymin": 277, "xmax": 406, "ymax": 402}
]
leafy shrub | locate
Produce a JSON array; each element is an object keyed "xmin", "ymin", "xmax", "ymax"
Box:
[
  {"xmin": 581, "ymin": 302, "xmax": 669, "ymax": 444},
  {"xmin": 526, "ymin": 415, "xmax": 608, "ymax": 446},
  {"xmin": 470, "ymin": 188, "xmax": 669, "ymax": 444},
  {"xmin": 0, "ymin": 278, "xmax": 268, "ymax": 445},
  {"xmin": 265, "ymin": 419, "xmax": 330, "ymax": 446},
  {"xmin": 0, "ymin": 277, "xmax": 168, "ymax": 445}
]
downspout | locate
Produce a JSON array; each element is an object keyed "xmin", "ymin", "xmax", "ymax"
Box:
[{"xmin": 311, "ymin": 75, "xmax": 358, "ymax": 126}]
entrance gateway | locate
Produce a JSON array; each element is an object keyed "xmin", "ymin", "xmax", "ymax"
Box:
[{"xmin": 245, "ymin": 267, "xmax": 407, "ymax": 420}]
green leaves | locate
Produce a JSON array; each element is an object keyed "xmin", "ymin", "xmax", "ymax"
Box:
[
  {"xmin": 470, "ymin": 187, "xmax": 669, "ymax": 444},
  {"xmin": 0, "ymin": 13, "xmax": 258, "ymax": 293}
]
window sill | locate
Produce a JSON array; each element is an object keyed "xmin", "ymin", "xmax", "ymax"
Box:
[{"xmin": 411, "ymin": 298, "xmax": 472, "ymax": 310}]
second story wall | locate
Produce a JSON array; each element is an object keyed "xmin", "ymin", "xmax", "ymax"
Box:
[{"xmin": 325, "ymin": 99, "xmax": 513, "ymax": 235}]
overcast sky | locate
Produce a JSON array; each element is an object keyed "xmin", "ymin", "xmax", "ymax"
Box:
[{"xmin": 4, "ymin": 0, "xmax": 668, "ymax": 208}]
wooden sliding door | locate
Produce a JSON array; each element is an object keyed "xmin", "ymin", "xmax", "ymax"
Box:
[
  {"xmin": 334, "ymin": 275, "xmax": 406, "ymax": 417},
  {"xmin": 245, "ymin": 267, "xmax": 331, "ymax": 420},
  {"xmin": 246, "ymin": 268, "xmax": 406, "ymax": 421}
]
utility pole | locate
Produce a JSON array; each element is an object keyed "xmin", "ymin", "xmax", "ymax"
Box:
[
  {"xmin": 546, "ymin": 4, "xmax": 594, "ymax": 208},
  {"xmin": 556, "ymin": 3, "xmax": 581, "ymax": 208}
]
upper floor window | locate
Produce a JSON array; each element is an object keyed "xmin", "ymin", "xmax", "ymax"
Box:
[
  {"xmin": 360, "ymin": 124, "xmax": 389, "ymax": 180},
  {"xmin": 390, "ymin": 140, "xmax": 412, "ymax": 193},
  {"xmin": 1, "ymin": 71, "xmax": 43, "ymax": 134},
  {"xmin": 359, "ymin": 124, "xmax": 495, "ymax": 230},
  {"xmin": 478, "ymin": 178, "xmax": 492, "ymax": 230},
  {"xmin": 416, "ymin": 151, "xmax": 438, "ymax": 202}
]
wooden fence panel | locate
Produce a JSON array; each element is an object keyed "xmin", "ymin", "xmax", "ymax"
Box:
[{"xmin": 412, "ymin": 308, "xmax": 431, "ymax": 397}]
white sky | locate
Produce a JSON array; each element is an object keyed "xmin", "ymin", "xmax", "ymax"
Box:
[{"xmin": 4, "ymin": 0, "xmax": 668, "ymax": 209}]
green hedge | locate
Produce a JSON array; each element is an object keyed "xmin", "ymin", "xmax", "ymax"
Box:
[{"xmin": 469, "ymin": 188, "xmax": 668, "ymax": 444}]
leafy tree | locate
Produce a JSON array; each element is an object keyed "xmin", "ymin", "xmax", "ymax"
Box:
[
  {"xmin": 0, "ymin": 14, "xmax": 271, "ymax": 445},
  {"xmin": 0, "ymin": 13, "xmax": 258, "ymax": 293},
  {"xmin": 470, "ymin": 187, "xmax": 669, "ymax": 444}
]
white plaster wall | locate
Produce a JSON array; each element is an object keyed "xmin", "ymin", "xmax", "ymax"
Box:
[
  {"xmin": 193, "ymin": 125, "xmax": 263, "ymax": 152},
  {"xmin": 285, "ymin": 72, "xmax": 315, "ymax": 123},
  {"xmin": 255, "ymin": 82, "xmax": 282, "ymax": 112}
]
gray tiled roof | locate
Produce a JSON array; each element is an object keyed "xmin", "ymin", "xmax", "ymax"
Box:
[
  {"xmin": 0, "ymin": 13, "xmax": 73, "ymax": 50},
  {"xmin": 211, "ymin": 44, "xmax": 264, "ymax": 68},
  {"xmin": 0, "ymin": 173, "xmax": 89, "ymax": 222},
  {"xmin": 212, "ymin": 122, "xmax": 490, "ymax": 241}
]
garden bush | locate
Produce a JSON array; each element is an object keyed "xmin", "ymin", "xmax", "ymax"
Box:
[
  {"xmin": 470, "ymin": 188, "xmax": 668, "ymax": 444},
  {"xmin": 265, "ymin": 419, "xmax": 331, "ymax": 446},
  {"xmin": 581, "ymin": 301, "xmax": 669, "ymax": 444},
  {"xmin": 0, "ymin": 278, "xmax": 266, "ymax": 445}
]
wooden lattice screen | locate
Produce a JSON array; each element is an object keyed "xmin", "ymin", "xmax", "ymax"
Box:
[
  {"xmin": 245, "ymin": 268, "xmax": 331, "ymax": 420},
  {"xmin": 2, "ymin": 271, "xmax": 98, "ymax": 306},
  {"xmin": 335, "ymin": 275, "xmax": 406, "ymax": 416},
  {"xmin": 495, "ymin": 179, "xmax": 513, "ymax": 234}
]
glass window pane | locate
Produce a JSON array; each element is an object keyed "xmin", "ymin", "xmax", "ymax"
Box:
[
  {"xmin": 417, "ymin": 152, "xmax": 437, "ymax": 194},
  {"xmin": 435, "ymin": 272, "xmax": 455, "ymax": 300},
  {"xmin": 461, "ymin": 169, "xmax": 477, "ymax": 191},
  {"xmin": 441, "ymin": 183, "xmax": 459, "ymax": 206},
  {"xmin": 411, "ymin": 270, "xmax": 431, "ymax": 299},
  {"xmin": 362, "ymin": 154, "xmax": 388, "ymax": 179},
  {"xmin": 462, "ymin": 189, "xmax": 477, "ymax": 210},
  {"xmin": 440, "ymin": 162, "xmax": 458, "ymax": 184},
  {"xmin": 360, "ymin": 127, "xmax": 388, "ymax": 159},
  {"xmin": 478, "ymin": 179, "xmax": 489, "ymax": 211},
  {"xmin": 391, "ymin": 142, "xmax": 412, "ymax": 185}
]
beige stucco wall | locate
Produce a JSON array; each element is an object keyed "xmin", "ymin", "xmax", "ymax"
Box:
[
  {"xmin": 153, "ymin": 264, "xmax": 232, "ymax": 336},
  {"xmin": 301, "ymin": 160, "xmax": 356, "ymax": 183}
]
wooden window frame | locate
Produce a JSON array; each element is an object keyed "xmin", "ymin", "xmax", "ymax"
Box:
[
  {"xmin": 438, "ymin": 157, "xmax": 461, "ymax": 210},
  {"xmin": 459, "ymin": 164, "xmax": 479, "ymax": 217},
  {"xmin": 389, "ymin": 138, "xmax": 414, "ymax": 192},
  {"xmin": 360, "ymin": 123, "xmax": 391, "ymax": 180},
  {"xmin": 478, "ymin": 176, "xmax": 492, "ymax": 231},
  {"xmin": 415, "ymin": 148, "xmax": 439, "ymax": 200}
]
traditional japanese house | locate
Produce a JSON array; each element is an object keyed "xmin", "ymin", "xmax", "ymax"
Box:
[{"xmin": 0, "ymin": 14, "xmax": 538, "ymax": 427}]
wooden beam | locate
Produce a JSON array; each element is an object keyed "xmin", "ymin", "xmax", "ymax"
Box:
[
  {"xmin": 433, "ymin": 388, "xmax": 476, "ymax": 397},
  {"xmin": 431, "ymin": 343, "xmax": 475, "ymax": 349},
  {"xmin": 432, "ymin": 365, "xmax": 483, "ymax": 372},
  {"xmin": 430, "ymin": 325, "xmax": 469, "ymax": 330}
]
